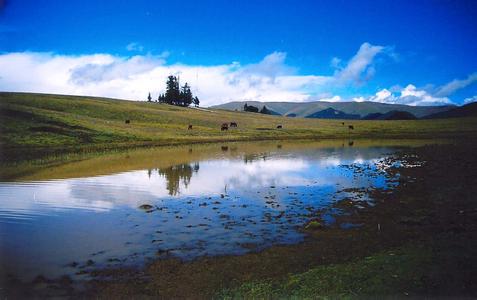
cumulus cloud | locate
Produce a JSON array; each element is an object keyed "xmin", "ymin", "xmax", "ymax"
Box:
[
  {"xmin": 358, "ymin": 72, "xmax": 477, "ymax": 106},
  {"xmin": 0, "ymin": 43, "xmax": 392, "ymax": 106},
  {"xmin": 363, "ymin": 85, "xmax": 452, "ymax": 106},
  {"xmin": 17, "ymin": 42, "xmax": 475, "ymax": 107}
]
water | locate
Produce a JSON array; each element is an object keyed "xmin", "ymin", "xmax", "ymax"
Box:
[{"xmin": 0, "ymin": 140, "xmax": 405, "ymax": 284}]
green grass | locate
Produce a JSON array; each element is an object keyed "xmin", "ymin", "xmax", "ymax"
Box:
[
  {"xmin": 219, "ymin": 245, "xmax": 432, "ymax": 299},
  {"xmin": 2, "ymin": 91, "xmax": 477, "ymax": 160}
]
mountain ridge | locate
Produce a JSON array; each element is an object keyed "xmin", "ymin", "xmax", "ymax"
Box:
[{"xmin": 210, "ymin": 100, "xmax": 455, "ymax": 119}]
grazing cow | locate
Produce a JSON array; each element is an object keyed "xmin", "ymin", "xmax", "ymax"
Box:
[
  {"xmin": 221, "ymin": 123, "xmax": 229, "ymax": 131},
  {"xmin": 221, "ymin": 146, "xmax": 229, "ymax": 151},
  {"xmin": 348, "ymin": 125, "xmax": 354, "ymax": 131},
  {"xmin": 342, "ymin": 122, "xmax": 345, "ymax": 126},
  {"xmin": 348, "ymin": 141, "xmax": 354, "ymax": 147},
  {"xmin": 125, "ymin": 119, "xmax": 130, "ymax": 124},
  {"xmin": 188, "ymin": 125, "xmax": 193, "ymax": 130},
  {"xmin": 277, "ymin": 125, "xmax": 283, "ymax": 129},
  {"xmin": 230, "ymin": 122, "xmax": 238, "ymax": 128}
]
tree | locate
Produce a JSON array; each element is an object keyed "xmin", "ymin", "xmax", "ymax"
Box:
[
  {"xmin": 193, "ymin": 96, "xmax": 200, "ymax": 107},
  {"xmin": 160, "ymin": 75, "xmax": 197, "ymax": 107},
  {"xmin": 180, "ymin": 83, "xmax": 193, "ymax": 107},
  {"xmin": 157, "ymin": 94, "xmax": 164, "ymax": 103},
  {"xmin": 147, "ymin": 92, "xmax": 152, "ymax": 102},
  {"xmin": 165, "ymin": 75, "xmax": 180, "ymax": 105},
  {"xmin": 244, "ymin": 103, "xmax": 259, "ymax": 113}
]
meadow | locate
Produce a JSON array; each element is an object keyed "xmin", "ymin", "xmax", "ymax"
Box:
[{"xmin": 2, "ymin": 92, "xmax": 477, "ymax": 161}]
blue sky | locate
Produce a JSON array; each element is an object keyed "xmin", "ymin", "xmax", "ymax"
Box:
[{"xmin": 1, "ymin": 0, "xmax": 477, "ymax": 106}]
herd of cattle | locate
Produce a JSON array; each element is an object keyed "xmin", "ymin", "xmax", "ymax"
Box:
[
  {"xmin": 124, "ymin": 119, "xmax": 355, "ymax": 132},
  {"xmin": 187, "ymin": 122, "xmax": 284, "ymax": 131}
]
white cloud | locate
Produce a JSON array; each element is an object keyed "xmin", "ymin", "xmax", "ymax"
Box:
[
  {"xmin": 126, "ymin": 42, "xmax": 144, "ymax": 52},
  {"xmin": 0, "ymin": 43, "xmax": 409, "ymax": 106},
  {"xmin": 365, "ymin": 84, "xmax": 452, "ymax": 106},
  {"xmin": 330, "ymin": 57, "xmax": 342, "ymax": 69},
  {"xmin": 333, "ymin": 42, "xmax": 388, "ymax": 85},
  {"xmin": 318, "ymin": 95, "xmax": 342, "ymax": 102},
  {"xmin": 1, "ymin": 47, "xmax": 471, "ymax": 107},
  {"xmin": 435, "ymin": 73, "xmax": 477, "ymax": 97},
  {"xmin": 464, "ymin": 95, "xmax": 477, "ymax": 104}
]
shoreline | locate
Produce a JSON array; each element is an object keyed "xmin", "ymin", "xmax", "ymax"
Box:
[
  {"xmin": 4, "ymin": 141, "xmax": 477, "ymax": 298},
  {"xmin": 0, "ymin": 133, "xmax": 465, "ymax": 164}
]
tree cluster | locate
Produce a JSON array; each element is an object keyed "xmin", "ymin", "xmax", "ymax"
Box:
[
  {"xmin": 244, "ymin": 103, "xmax": 273, "ymax": 115},
  {"xmin": 152, "ymin": 75, "xmax": 199, "ymax": 107},
  {"xmin": 243, "ymin": 103, "xmax": 259, "ymax": 113}
]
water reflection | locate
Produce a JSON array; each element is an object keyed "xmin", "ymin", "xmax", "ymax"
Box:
[
  {"xmin": 0, "ymin": 140, "xmax": 410, "ymax": 284},
  {"xmin": 152, "ymin": 163, "xmax": 200, "ymax": 196}
]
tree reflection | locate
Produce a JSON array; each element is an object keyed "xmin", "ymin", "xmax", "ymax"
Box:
[{"xmin": 150, "ymin": 163, "xmax": 200, "ymax": 196}]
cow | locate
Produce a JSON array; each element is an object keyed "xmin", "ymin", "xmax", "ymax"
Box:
[
  {"xmin": 221, "ymin": 123, "xmax": 229, "ymax": 131},
  {"xmin": 125, "ymin": 119, "xmax": 130, "ymax": 124},
  {"xmin": 230, "ymin": 122, "xmax": 238, "ymax": 128},
  {"xmin": 348, "ymin": 125, "xmax": 354, "ymax": 131},
  {"xmin": 188, "ymin": 125, "xmax": 193, "ymax": 130},
  {"xmin": 342, "ymin": 122, "xmax": 345, "ymax": 126},
  {"xmin": 277, "ymin": 125, "xmax": 283, "ymax": 129}
]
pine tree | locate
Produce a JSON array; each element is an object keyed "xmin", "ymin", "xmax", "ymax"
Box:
[
  {"xmin": 160, "ymin": 75, "xmax": 197, "ymax": 107},
  {"xmin": 147, "ymin": 92, "xmax": 152, "ymax": 102},
  {"xmin": 165, "ymin": 75, "xmax": 180, "ymax": 105},
  {"xmin": 180, "ymin": 83, "xmax": 193, "ymax": 107}
]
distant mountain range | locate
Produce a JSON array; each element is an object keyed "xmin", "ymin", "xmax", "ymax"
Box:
[
  {"xmin": 424, "ymin": 102, "xmax": 477, "ymax": 119},
  {"xmin": 210, "ymin": 101, "xmax": 455, "ymax": 120}
]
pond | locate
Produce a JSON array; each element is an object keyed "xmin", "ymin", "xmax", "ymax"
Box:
[{"xmin": 0, "ymin": 140, "xmax": 420, "ymax": 285}]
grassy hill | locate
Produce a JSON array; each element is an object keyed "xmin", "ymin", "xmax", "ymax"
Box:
[
  {"xmin": 211, "ymin": 100, "xmax": 455, "ymax": 118},
  {"xmin": 1, "ymin": 92, "xmax": 477, "ymax": 160}
]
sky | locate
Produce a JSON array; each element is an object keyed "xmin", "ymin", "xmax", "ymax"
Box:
[{"xmin": 1, "ymin": 0, "xmax": 477, "ymax": 106}]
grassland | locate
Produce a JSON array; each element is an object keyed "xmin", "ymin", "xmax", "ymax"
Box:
[{"xmin": 2, "ymin": 92, "xmax": 477, "ymax": 161}]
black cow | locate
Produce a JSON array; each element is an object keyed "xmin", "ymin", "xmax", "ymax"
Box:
[
  {"xmin": 221, "ymin": 123, "xmax": 229, "ymax": 131},
  {"xmin": 348, "ymin": 125, "xmax": 354, "ymax": 131},
  {"xmin": 277, "ymin": 125, "xmax": 283, "ymax": 129},
  {"xmin": 230, "ymin": 122, "xmax": 238, "ymax": 128},
  {"xmin": 125, "ymin": 119, "xmax": 130, "ymax": 124},
  {"xmin": 188, "ymin": 125, "xmax": 193, "ymax": 130}
]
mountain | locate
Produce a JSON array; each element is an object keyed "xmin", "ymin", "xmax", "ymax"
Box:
[
  {"xmin": 362, "ymin": 110, "xmax": 417, "ymax": 120},
  {"xmin": 424, "ymin": 102, "xmax": 477, "ymax": 119},
  {"xmin": 362, "ymin": 112, "xmax": 384, "ymax": 120},
  {"xmin": 210, "ymin": 101, "xmax": 454, "ymax": 119},
  {"xmin": 305, "ymin": 108, "xmax": 360, "ymax": 119}
]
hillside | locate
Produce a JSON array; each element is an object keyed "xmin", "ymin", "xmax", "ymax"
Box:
[
  {"xmin": 363, "ymin": 110, "xmax": 418, "ymax": 120},
  {"xmin": 1, "ymin": 92, "xmax": 477, "ymax": 161},
  {"xmin": 211, "ymin": 100, "xmax": 454, "ymax": 118},
  {"xmin": 305, "ymin": 108, "xmax": 360, "ymax": 119},
  {"xmin": 424, "ymin": 102, "xmax": 477, "ymax": 119}
]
